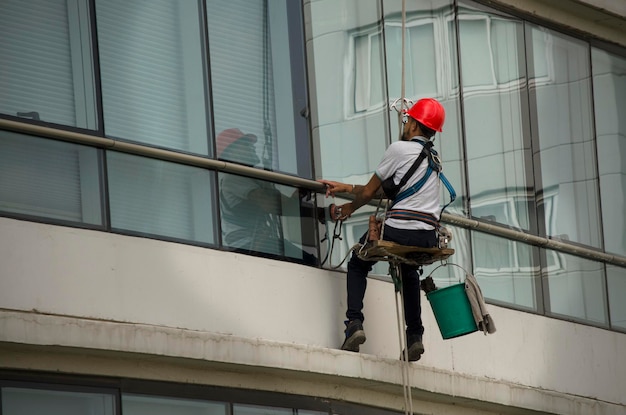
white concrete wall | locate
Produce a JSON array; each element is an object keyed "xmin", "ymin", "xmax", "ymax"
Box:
[{"xmin": 1, "ymin": 217, "xmax": 625, "ymax": 414}]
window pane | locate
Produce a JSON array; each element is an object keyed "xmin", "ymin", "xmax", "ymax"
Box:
[
  {"xmin": 472, "ymin": 232, "xmax": 539, "ymax": 310},
  {"xmin": 219, "ymin": 173, "xmax": 318, "ymax": 266},
  {"xmin": 544, "ymin": 250, "xmax": 607, "ymax": 325},
  {"xmin": 2, "ymin": 387, "xmax": 114, "ymax": 415},
  {"xmin": 527, "ymin": 25, "xmax": 601, "ymax": 248},
  {"xmin": 607, "ymin": 265, "xmax": 626, "ymax": 330},
  {"xmin": 233, "ymin": 404, "xmax": 292, "ymax": 415},
  {"xmin": 0, "ymin": 0, "xmax": 97, "ymax": 129},
  {"xmin": 107, "ymin": 152, "xmax": 216, "ymax": 244},
  {"xmin": 592, "ymin": 48, "xmax": 626, "ymax": 256},
  {"xmin": 208, "ymin": 0, "xmax": 309, "ymax": 177},
  {"xmin": 0, "ymin": 132, "xmax": 103, "ymax": 225},
  {"xmin": 308, "ymin": 0, "xmax": 387, "ymax": 184},
  {"xmin": 123, "ymin": 394, "xmax": 226, "ymax": 415},
  {"xmin": 96, "ymin": 0, "xmax": 209, "ymax": 155},
  {"xmin": 458, "ymin": 3, "xmax": 534, "ymax": 230}
]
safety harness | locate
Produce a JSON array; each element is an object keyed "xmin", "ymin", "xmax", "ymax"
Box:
[{"xmin": 385, "ymin": 137, "xmax": 457, "ymax": 229}]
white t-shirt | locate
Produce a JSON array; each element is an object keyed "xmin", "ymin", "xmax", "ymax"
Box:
[{"xmin": 375, "ymin": 137, "xmax": 440, "ymax": 230}]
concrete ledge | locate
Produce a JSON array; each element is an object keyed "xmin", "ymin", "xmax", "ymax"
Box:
[{"xmin": 1, "ymin": 310, "xmax": 622, "ymax": 415}]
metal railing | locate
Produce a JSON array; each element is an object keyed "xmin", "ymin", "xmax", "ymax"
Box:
[{"xmin": 2, "ymin": 117, "xmax": 626, "ymax": 268}]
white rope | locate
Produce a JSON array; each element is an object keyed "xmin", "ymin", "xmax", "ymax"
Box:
[
  {"xmin": 399, "ymin": 0, "xmax": 407, "ymax": 137},
  {"xmin": 393, "ymin": 264, "xmax": 413, "ymax": 415},
  {"xmin": 399, "ymin": 3, "xmax": 413, "ymax": 412}
]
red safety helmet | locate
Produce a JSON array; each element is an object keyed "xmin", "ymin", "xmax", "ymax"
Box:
[
  {"xmin": 405, "ymin": 98, "xmax": 445, "ymax": 132},
  {"xmin": 216, "ymin": 128, "xmax": 257, "ymax": 158}
]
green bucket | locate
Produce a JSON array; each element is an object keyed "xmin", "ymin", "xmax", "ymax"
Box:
[{"xmin": 426, "ymin": 282, "xmax": 478, "ymax": 339}]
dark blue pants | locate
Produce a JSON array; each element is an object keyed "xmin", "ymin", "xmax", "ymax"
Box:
[{"xmin": 346, "ymin": 225, "xmax": 437, "ymax": 336}]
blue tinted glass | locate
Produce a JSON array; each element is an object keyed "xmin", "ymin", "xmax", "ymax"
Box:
[
  {"xmin": 0, "ymin": 132, "xmax": 102, "ymax": 225},
  {"xmin": 107, "ymin": 152, "xmax": 216, "ymax": 244}
]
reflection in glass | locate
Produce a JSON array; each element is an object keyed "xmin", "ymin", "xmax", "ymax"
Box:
[
  {"xmin": 527, "ymin": 25, "xmax": 601, "ymax": 248},
  {"xmin": 107, "ymin": 152, "xmax": 216, "ymax": 244},
  {"xmin": 308, "ymin": 0, "xmax": 388, "ymax": 183},
  {"xmin": 219, "ymin": 172, "xmax": 318, "ymax": 266},
  {"xmin": 0, "ymin": 132, "xmax": 102, "ymax": 225},
  {"xmin": 458, "ymin": 3, "xmax": 533, "ymax": 231},
  {"xmin": 96, "ymin": 0, "xmax": 209, "ymax": 154},
  {"xmin": 0, "ymin": 0, "xmax": 97, "ymax": 129},
  {"xmin": 592, "ymin": 48, "xmax": 626, "ymax": 256},
  {"xmin": 208, "ymin": 0, "xmax": 308, "ymax": 176},
  {"xmin": 607, "ymin": 265, "xmax": 626, "ymax": 330},
  {"xmin": 123, "ymin": 394, "xmax": 226, "ymax": 415},
  {"xmin": 544, "ymin": 250, "xmax": 607, "ymax": 325},
  {"xmin": 2, "ymin": 387, "xmax": 114, "ymax": 415},
  {"xmin": 471, "ymin": 232, "xmax": 538, "ymax": 310}
]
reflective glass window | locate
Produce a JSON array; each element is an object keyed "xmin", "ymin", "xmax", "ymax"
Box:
[
  {"xmin": 458, "ymin": 3, "xmax": 534, "ymax": 230},
  {"xmin": 107, "ymin": 152, "xmax": 216, "ymax": 244},
  {"xmin": 219, "ymin": 173, "xmax": 318, "ymax": 266},
  {"xmin": 607, "ymin": 265, "xmax": 626, "ymax": 331},
  {"xmin": 2, "ymin": 387, "xmax": 114, "ymax": 415},
  {"xmin": 472, "ymin": 232, "xmax": 539, "ymax": 310},
  {"xmin": 592, "ymin": 48, "xmax": 626, "ymax": 257},
  {"xmin": 96, "ymin": 0, "xmax": 209, "ymax": 155},
  {"xmin": 207, "ymin": 0, "xmax": 310, "ymax": 177},
  {"xmin": 527, "ymin": 25, "xmax": 602, "ymax": 248},
  {"xmin": 0, "ymin": 0, "xmax": 97, "ymax": 129},
  {"xmin": 122, "ymin": 394, "xmax": 226, "ymax": 415},
  {"xmin": 308, "ymin": 0, "xmax": 387, "ymax": 182},
  {"xmin": 0, "ymin": 132, "xmax": 103, "ymax": 225},
  {"xmin": 544, "ymin": 250, "xmax": 607, "ymax": 325}
]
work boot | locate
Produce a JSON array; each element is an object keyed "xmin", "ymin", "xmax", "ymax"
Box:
[
  {"xmin": 341, "ymin": 319, "xmax": 366, "ymax": 352},
  {"xmin": 400, "ymin": 334, "xmax": 424, "ymax": 362}
]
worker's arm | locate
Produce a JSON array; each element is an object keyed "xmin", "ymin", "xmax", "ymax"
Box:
[{"xmin": 318, "ymin": 174, "xmax": 382, "ymax": 219}]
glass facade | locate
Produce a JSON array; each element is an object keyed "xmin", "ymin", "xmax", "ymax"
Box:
[
  {"xmin": 0, "ymin": 0, "xmax": 625, "ymax": 330},
  {"xmin": 0, "ymin": 382, "xmax": 400, "ymax": 415}
]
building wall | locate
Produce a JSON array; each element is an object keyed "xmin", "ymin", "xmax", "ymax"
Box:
[{"xmin": 1, "ymin": 216, "xmax": 625, "ymax": 414}]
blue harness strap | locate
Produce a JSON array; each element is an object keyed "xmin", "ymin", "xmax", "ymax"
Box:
[{"xmin": 388, "ymin": 147, "xmax": 457, "ymax": 225}]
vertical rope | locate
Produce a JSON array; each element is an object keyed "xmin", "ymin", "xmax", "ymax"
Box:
[
  {"xmin": 399, "ymin": 2, "xmax": 413, "ymax": 413},
  {"xmin": 398, "ymin": 0, "xmax": 407, "ymax": 137},
  {"xmin": 393, "ymin": 270, "xmax": 409, "ymax": 415}
]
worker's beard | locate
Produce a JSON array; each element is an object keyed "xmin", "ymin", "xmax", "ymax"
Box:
[{"xmin": 401, "ymin": 126, "xmax": 411, "ymax": 141}]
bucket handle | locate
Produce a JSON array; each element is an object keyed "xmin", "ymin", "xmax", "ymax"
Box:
[{"xmin": 426, "ymin": 262, "xmax": 472, "ymax": 284}]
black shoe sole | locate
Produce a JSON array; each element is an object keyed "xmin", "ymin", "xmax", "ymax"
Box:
[
  {"xmin": 400, "ymin": 341, "xmax": 425, "ymax": 362},
  {"xmin": 341, "ymin": 330, "xmax": 366, "ymax": 352}
]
